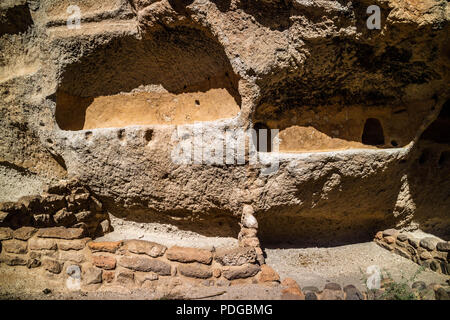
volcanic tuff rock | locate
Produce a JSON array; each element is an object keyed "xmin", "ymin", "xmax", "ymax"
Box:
[{"xmin": 0, "ymin": 0, "xmax": 449, "ymax": 245}]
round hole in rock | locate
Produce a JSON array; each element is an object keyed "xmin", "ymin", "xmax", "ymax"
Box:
[
  {"xmin": 117, "ymin": 129, "xmax": 125, "ymax": 140},
  {"xmin": 55, "ymin": 27, "xmax": 241, "ymax": 131},
  {"xmin": 362, "ymin": 118, "xmax": 385, "ymax": 146},
  {"xmin": 144, "ymin": 129, "xmax": 153, "ymax": 142},
  {"xmin": 391, "ymin": 140, "xmax": 398, "ymax": 147}
]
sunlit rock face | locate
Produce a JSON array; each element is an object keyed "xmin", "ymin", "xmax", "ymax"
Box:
[{"xmin": 0, "ymin": 0, "xmax": 449, "ymax": 245}]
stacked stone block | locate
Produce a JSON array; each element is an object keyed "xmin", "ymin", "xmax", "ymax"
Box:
[
  {"xmin": 0, "ymin": 226, "xmax": 280, "ymax": 292},
  {"xmin": 374, "ymin": 229, "xmax": 450, "ymax": 275},
  {"xmin": 0, "ymin": 179, "xmax": 110, "ymax": 237}
]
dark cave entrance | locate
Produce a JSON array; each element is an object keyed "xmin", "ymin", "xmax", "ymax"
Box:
[{"xmin": 362, "ymin": 118, "xmax": 385, "ymax": 146}]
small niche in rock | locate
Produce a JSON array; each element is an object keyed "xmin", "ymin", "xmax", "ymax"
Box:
[
  {"xmin": 253, "ymin": 122, "xmax": 273, "ymax": 152},
  {"xmin": 362, "ymin": 118, "xmax": 385, "ymax": 146},
  {"xmin": 420, "ymin": 99, "xmax": 450, "ymax": 144},
  {"xmin": 419, "ymin": 149, "xmax": 432, "ymax": 165},
  {"xmin": 144, "ymin": 129, "xmax": 153, "ymax": 142},
  {"xmin": 117, "ymin": 129, "xmax": 125, "ymax": 140}
]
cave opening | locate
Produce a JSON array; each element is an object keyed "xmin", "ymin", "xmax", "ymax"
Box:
[
  {"xmin": 362, "ymin": 118, "xmax": 385, "ymax": 146},
  {"xmin": 420, "ymin": 99, "xmax": 450, "ymax": 144},
  {"xmin": 253, "ymin": 122, "xmax": 273, "ymax": 153},
  {"xmin": 55, "ymin": 27, "xmax": 241, "ymax": 131},
  {"xmin": 438, "ymin": 151, "xmax": 450, "ymax": 167}
]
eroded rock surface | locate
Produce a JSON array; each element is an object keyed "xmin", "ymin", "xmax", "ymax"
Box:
[{"xmin": 0, "ymin": 0, "xmax": 449, "ymax": 245}]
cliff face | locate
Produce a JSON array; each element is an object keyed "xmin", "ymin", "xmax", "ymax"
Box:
[{"xmin": 1, "ymin": 0, "xmax": 449, "ymax": 245}]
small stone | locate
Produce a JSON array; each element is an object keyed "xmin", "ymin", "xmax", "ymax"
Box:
[
  {"xmin": 435, "ymin": 287, "xmax": 450, "ymax": 300},
  {"xmin": 83, "ymin": 267, "xmax": 102, "ymax": 285},
  {"xmin": 29, "ymin": 238, "xmax": 57, "ymax": 250},
  {"xmin": 240, "ymin": 237, "xmax": 260, "ymax": 248},
  {"xmin": 420, "ymin": 251, "xmax": 433, "ymax": 260},
  {"xmin": 0, "ymin": 254, "xmax": 27, "ymax": 266},
  {"xmin": 324, "ymin": 282, "xmax": 342, "ymax": 291},
  {"xmin": 122, "ymin": 239, "xmax": 166, "ymax": 258},
  {"xmin": 383, "ymin": 229, "xmax": 399, "ymax": 237},
  {"xmin": 302, "ymin": 286, "xmax": 320, "ymax": 293},
  {"xmin": 281, "ymin": 278, "xmax": 300, "ymax": 288},
  {"xmin": 92, "ymin": 255, "xmax": 116, "ymax": 270},
  {"xmin": 384, "ymin": 236, "xmax": 395, "ymax": 244},
  {"xmin": 320, "ymin": 288, "xmax": 345, "ymax": 300},
  {"xmin": 58, "ymin": 251, "xmax": 85, "ymax": 263},
  {"xmin": 116, "ymin": 270, "xmax": 134, "ymax": 286},
  {"xmin": 430, "ymin": 260, "xmax": 440, "ymax": 272},
  {"xmin": 212, "ymin": 268, "xmax": 221, "ymax": 278},
  {"xmin": 376, "ymin": 240, "xmax": 393, "ymax": 251},
  {"xmin": 135, "ymin": 272, "xmax": 158, "ymax": 284},
  {"xmin": 88, "ymin": 241, "xmax": 122, "ymax": 253},
  {"xmin": 2, "ymin": 239, "xmax": 28, "ymax": 254},
  {"xmin": 241, "ymin": 213, "xmax": 258, "ymax": 229},
  {"xmin": 216, "ymin": 279, "xmax": 230, "ymax": 287},
  {"xmin": 33, "ymin": 214, "xmax": 53, "ymax": 227},
  {"xmin": 396, "ymin": 240, "xmax": 407, "ymax": 247},
  {"xmin": 178, "ymin": 263, "xmax": 213, "ymax": 279},
  {"xmin": 42, "ymin": 288, "xmax": 52, "ymax": 295},
  {"xmin": 420, "ymin": 237, "xmax": 440, "ymax": 251},
  {"xmin": 214, "ymin": 247, "xmax": 257, "ymax": 266},
  {"xmin": 238, "ymin": 227, "xmax": 258, "ymax": 240},
  {"xmin": 43, "ymin": 258, "xmax": 62, "ymax": 274},
  {"xmin": 74, "ymin": 210, "xmax": 94, "ymax": 223},
  {"xmin": 394, "ymin": 247, "xmax": 412, "ymax": 260},
  {"xmin": 374, "ymin": 231, "xmax": 383, "ymax": 240},
  {"xmin": 305, "ymin": 292, "xmax": 318, "ymax": 300},
  {"xmin": 66, "ymin": 265, "xmax": 81, "ymax": 277},
  {"xmin": 118, "ymin": 255, "xmax": 171, "ymax": 275},
  {"xmin": 280, "ymin": 277, "xmax": 304, "ymax": 298},
  {"xmin": 412, "ymin": 281, "xmax": 426, "ymax": 291},
  {"xmin": 343, "ymin": 285, "xmax": 364, "ymax": 300},
  {"xmin": 97, "ymin": 220, "xmax": 111, "ymax": 234},
  {"xmin": 436, "ymin": 242, "xmax": 450, "ymax": 252},
  {"xmin": 36, "ymin": 227, "xmax": 85, "ymax": 240},
  {"xmin": 441, "ymin": 262, "xmax": 450, "ymax": 275},
  {"xmin": 0, "ymin": 227, "xmax": 13, "ymax": 240},
  {"xmin": 0, "ymin": 211, "xmax": 9, "ymax": 223},
  {"xmin": 242, "ymin": 204, "xmax": 254, "ymax": 216},
  {"xmin": 102, "ymin": 270, "xmax": 115, "ymax": 283},
  {"xmin": 222, "ymin": 264, "xmax": 260, "ymax": 280},
  {"xmin": 408, "ymin": 237, "xmax": 420, "ymax": 248},
  {"xmin": 433, "ymin": 251, "xmax": 448, "ymax": 261},
  {"xmin": 53, "ymin": 209, "xmax": 76, "ymax": 226},
  {"xmin": 257, "ymin": 265, "xmax": 280, "ymax": 283},
  {"xmin": 57, "ymin": 239, "xmax": 89, "ymax": 251},
  {"xmin": 27, "ymin": 258, "xmax": 41, "ymax": 268},
  {"xmin": 13, "ymin": 227, "xmax": 37, "ymax": 240},
  {"xmin": 166, "ymin": 246, "xmax": 212, "ymax": 264},
  {"xmin": 397, "ymin": 233, "xmax": 408, "ymax": 242},
  {"xmin": 255, "ymin": 247, "xmax": 265, "ymax": 265}
]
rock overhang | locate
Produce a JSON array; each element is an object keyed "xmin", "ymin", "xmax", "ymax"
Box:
[{"xmin": 1, "ymin": 0, "xmax": 449, "ymax": 244}]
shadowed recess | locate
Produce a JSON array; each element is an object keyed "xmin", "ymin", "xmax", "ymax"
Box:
[{"xmin": 55, "ymin": 26, "xmax": 241, "ymax": 130}]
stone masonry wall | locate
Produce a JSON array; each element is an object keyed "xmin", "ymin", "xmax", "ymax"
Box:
[
  {"xmin": 0, "ymin": 178, "xmax": 110, "ymax": 237},
  {"xmin": 374, "ymin": 229, "xmax": 450, "ymax": 275},
  {"xmin": 0, "ymin": 226, "xmax": 279, "ymax": 292}
]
